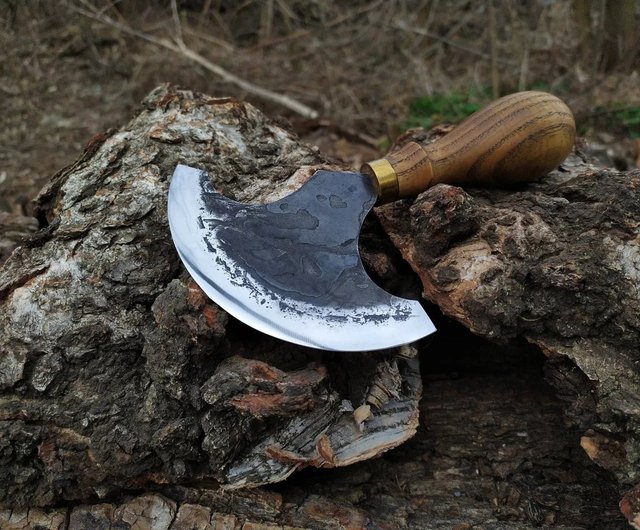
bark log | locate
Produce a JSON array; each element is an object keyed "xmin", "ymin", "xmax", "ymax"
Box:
[
  {"xmin": 377, "ymin": 126, "xmax": 640, "ymax": 527},
  {"xmin": 0, "ymin": 85, "xmax": 419, "ymax": 512},
  {"xmin": 0, "ymin": 86, "xmax": 634, "ymax": 528}
]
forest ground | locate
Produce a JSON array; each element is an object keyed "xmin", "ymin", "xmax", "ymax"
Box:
[{"xmin": 2, "ymin": 1, "xmax": 639, "ymax": 214}]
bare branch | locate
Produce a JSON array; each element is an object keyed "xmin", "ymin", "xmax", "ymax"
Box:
[
  {"xmin": 392, "ymin": 20, "xmax": 517, "ymax": 66},
  {"xmin": 170, "ymin": 0, "xmax": 184, "ymax": 46},
  {"xmin": 488, "ymin": 0, "xmax": 500, "ymax": 98},
  {"xmin": 71, "ymin": 2, "xmax": 319, "ymax": 119}
]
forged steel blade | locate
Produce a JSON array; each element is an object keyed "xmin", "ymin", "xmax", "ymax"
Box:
[{"xmin": 167, "ymin": 164, "xmax": 435, "ymax": 351}]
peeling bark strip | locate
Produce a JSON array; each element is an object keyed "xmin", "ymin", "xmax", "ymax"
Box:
[{"xmin": 0, "ymin": 86, "xmax": 420, "ymax": 508}]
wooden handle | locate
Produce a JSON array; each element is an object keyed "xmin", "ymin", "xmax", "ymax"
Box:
[{"xmin": 362, "ymin": 91, "xmax": 576, "ymax": 203}]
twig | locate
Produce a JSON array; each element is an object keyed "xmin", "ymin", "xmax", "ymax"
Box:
[
  {"xmin": 70, "ymin": 2, "xmax": 319, "ymax": 119},
  {"xmin": 518, "ymin": 47, "xmax": 529, "ymax": 92},
  {"xmin": 392, "ymin": 20, "xmax": 517, "ymax": 66},
  {"xmin": 297, "ymin": 119, "xmax": 378, "ymax": 149},
  {"xmin": 183, "ymin": 27, "xmax": 235, "ymax": 53},
  {"xmin": 248, "ymin": 28, "xmax": 310, "ymax": 51},
  {"xmin": 199, "ymin": 3, "xmax": 234, "ymax": 43},
  {"xmin": 250, "ymin": 1, "xmax": 383, "ymax": 51},
  {"xmin": 0, "ymin": 83, "xmax": 20, "ymax": 96},
  {"xmin": 488, "ymin": 0, "xmax": 500, "ymax": 98},
  {"xmin": 198, "ymin": 0, "xmax": 214, "ymax": 29},
  {"xmin": 95, "ymin": 0, "xmax": 123, "ymax": 19},
  {"xmin": 170, "ymin": 0, "xmax": 184, "ymax": 46},
  {"xmin": 275, "ymin": 0, "xmax": 298, "ymax": 26},
  {"xmin": 259, "ymin": 0, "xmax": 273, "ymax": 44},
  {"xmin": 582, "ymin": 104, "xmax": 640, "ymax": 119}
]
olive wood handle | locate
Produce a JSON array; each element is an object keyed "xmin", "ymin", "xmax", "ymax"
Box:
[{"xmin": 362, "ymin": 91, "xmax": 576, "ymax": 204}]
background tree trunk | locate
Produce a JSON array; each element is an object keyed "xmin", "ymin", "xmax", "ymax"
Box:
[
  {"xmin": 573, "ymin": 0, "xmax": 638, "ymax": 72},
  {"xmin": 0, "ymin": 86, "xmax": 636, "ymax": 528},
  {"xmin": 601, "ymin": 0, "xmax": 637, "ymax": 72}
]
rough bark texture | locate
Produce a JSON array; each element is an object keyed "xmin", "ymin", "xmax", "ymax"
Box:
[
  {"xmin": 0, "ymin": 213, "xmax": 38, "ymax": 266},
  {"xmin": 0, "ymin": 85, "xmax": 421, "ymax": 515},
  {"xmin": 377, "ymin": 126, "xmax": 640, "ymax": 527},
  {"xmin": 0, "ymin": 86, "xmax": 634, "ymax": 528}
]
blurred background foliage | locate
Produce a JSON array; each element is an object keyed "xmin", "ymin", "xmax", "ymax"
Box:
[{"xmin": 1, "ymin": 0, "xmax": 639, "ymax": 213}]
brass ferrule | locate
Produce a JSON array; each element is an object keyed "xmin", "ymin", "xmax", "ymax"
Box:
[{"xmin": 361, "ymin": 158, "xmax": 399, "ymax": 204}]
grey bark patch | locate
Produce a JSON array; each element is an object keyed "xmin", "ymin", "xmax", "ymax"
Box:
[
  {"xmin": 30, "ymin": 352, "xmax": 63, "ymax": 392},
  {"xmin": 0, "ymin": 344, "xmax": 26, "ymax": 389}
]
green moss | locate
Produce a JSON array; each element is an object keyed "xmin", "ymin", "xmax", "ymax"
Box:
[
  {"xmin": 585, "ymin": 105, "xmax": 640, "ymax": 138},
  {"xmin": 613, "ymin": 107, "xmax": 640, "ymax": 138},
  {"xmin": 404, "ymin": 90, "xmax": 489, "ymax": 131}
]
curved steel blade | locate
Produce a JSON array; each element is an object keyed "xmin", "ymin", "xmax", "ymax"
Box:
[{"xmin": 168, "ymin": 164, "xmax": 435, "ymax": 351}]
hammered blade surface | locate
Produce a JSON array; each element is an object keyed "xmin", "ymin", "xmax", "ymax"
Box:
[{"xmin": 167, "ymin": 164, "xmax": 435, "ymax": 351}]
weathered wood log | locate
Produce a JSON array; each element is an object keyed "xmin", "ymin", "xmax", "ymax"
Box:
[
  {"xmin": 0, "ymin": 85, "xmax": 420, "ymax": 507},
  {"xmin": 0, "ymin": 344, "xmax": 627, "ymax": 529},
  {"xmin": 377, "ymin": 126, "xmax": 640, "ymax": 526},
  {"xmin": 0, "ymin": 86, "xmax": 632, "ymax": 528}
]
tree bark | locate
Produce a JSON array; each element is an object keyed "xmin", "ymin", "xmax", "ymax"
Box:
[
  {"xmin": 601, "ymin": 0, "xmax": 637, "ymax": 72},
  {"xmin": 0, "ymin": 212, "xmax": 37, "ymax": 266},
  {"xmin": 0, "ymin": 86, "xmax": 634, "ymax": 528},
  {"xmin": 376, "ymin": 125, "xmax": 640, "ymax": 528}
]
